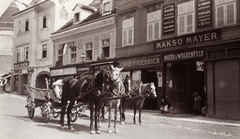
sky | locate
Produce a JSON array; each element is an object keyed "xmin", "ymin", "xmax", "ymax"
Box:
[{"xmin": 0, "ymin": 0, "xmax": 94, "ymax": 17}]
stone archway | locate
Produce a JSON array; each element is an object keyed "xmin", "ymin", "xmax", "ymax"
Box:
[{"xmin": 35, "ymin": 71, "xmax": 50, "ymax": 89}]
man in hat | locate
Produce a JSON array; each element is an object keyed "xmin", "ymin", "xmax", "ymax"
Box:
[{"xmin": 192, "ymin": 92, "xmax": 202, "ymax": 115}]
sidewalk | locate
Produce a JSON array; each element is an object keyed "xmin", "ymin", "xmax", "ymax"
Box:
[{"xmin": 129, "ymin": 109, "xmax": 240, "ymax": 127}]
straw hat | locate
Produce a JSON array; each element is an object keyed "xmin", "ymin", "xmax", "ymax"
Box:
[{"xmin": 192, "ymin": 92, "xmax": 199, "ymax": 96}]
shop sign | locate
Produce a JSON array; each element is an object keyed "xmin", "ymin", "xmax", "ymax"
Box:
[
  {"xmin": 154, "ymin": 30, "xmax": 220, "ymax": 49},
  {"xmin": 77, "ymin": 67, "xmax": 89, "ymax": 73},
  {"xmin": 51, "ymin": 67, "xmax": 76, "ymax": 76},
  {"xmin": 197, "ymin": 0, "xmax": 212, "ymax": 28},
  {"xmin": 119, "ymin": 56, "xmax": 160, "ymax": 68},
  {"xmin": 163, "ymin": 3, "xmax": 175, "ymax": 35},
  {"xmin": 163, "ymin": 50, "xmax": 204, "ymax": 61},
  {"xmin": 13, "ymin": 69, "xmax": 22, "ymax": 75},
  {"xmin": 14, "ymin": 61, "xmax": 29, "ymax": 68},
  {"xmin": 196, "ymin": 61, "xmax": 204, "ymax": 71}
]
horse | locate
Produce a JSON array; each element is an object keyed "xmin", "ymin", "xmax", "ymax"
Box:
[
  {"xmin": 60, "ymin": 65, "xmax": 123, "ymax": 134},
  {"xmin": 120, "ymin": 76, "xmax": 157, "ymax": 125},
  {"xmin": 97, "ymin": 74, "xmax": 126, "ymax": 133}
]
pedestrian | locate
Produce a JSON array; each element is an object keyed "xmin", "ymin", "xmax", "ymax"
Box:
[
  {"xmin": 192, "ymin": 92, "xmax": 202, "ymax": 115},
  {"xmin": 159, "ymin": 96, "xmax": 173, "ymax": 114}
]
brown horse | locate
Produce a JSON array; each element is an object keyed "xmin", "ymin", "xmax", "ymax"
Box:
[
  {"xmin": 60, "ymin": 65, "xmax": 123, "ymax": 134},
  {"xmin": 121, "ymin": 76, "xmax": 157, "ymax": 125}
]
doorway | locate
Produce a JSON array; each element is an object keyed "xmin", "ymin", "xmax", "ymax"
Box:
[
  {"xmin": 166, "ymin": 61, "xmax": 204, "ymax": 113},
  {"xmin": 141, "ymin": 69, "xmax": 158, "ymax": 110}
]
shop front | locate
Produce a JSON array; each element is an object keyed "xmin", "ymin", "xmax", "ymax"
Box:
[
  {"xmin": 162, "ymin": 50, "xmax": 205, "ymax": 114},
  {"xmin": 119, "ymin": 55, "xmax": 161, "ymax": 110},
  {"xmin": 11, "ymin": 61, "xmax": 29, "ymax": 94}
]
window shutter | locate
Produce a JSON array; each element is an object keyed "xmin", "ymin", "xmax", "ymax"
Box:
[
  {"xmin": 128, "ymin": 28, "xmax": 133, "ymax": 45},
  {"xmin": 187, "ymin": 13, "xmax": 193, "ymax": 33},
  {"xmin": 37, "ymin": 45, "xmax": 42, "ymax": 59},
  {"xmin": 148, "ymin": 24, "xmax": 153, "ymax": 41},
  {"xmin": 122, "ymin": 30, "xmax": 127, "ymax": 46},
  {"xmin": 216, "ymin": 6, "xmax": 224, "ymax": 27},
  {"xmin": 179, "ymin": 16, "xmax": 185, "ymax": 34},
  {"xmin": 63, "ymin": 44, "xmax": 68, "ymax": 55},
  {"xmin": 226, "ymin": 3, "xmax": 234, "ymax": 25},
  {"xmin": 154, "ymin": 22, "xmax": 160, "ymax": 40}
]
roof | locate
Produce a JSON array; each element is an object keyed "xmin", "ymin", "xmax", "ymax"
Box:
[
  {"xmin": 52, "ymin": 9, "xmax": 116, "ymax": 35},
  {"xmin": 72, "ymin": 3, "xmax": 96, "ymax": 12}
]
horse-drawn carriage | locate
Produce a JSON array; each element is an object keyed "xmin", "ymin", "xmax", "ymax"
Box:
[{"xmin": 24, "ymin": 84, "xmax": 85, "ymax": 123}]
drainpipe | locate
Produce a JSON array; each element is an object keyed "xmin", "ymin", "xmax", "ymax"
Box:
[{"xmin": 212, "ymin": 62, "xmax": 216, "ymax": 116}]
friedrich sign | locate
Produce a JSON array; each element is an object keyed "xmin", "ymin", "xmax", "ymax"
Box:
[{"xmin": 154, "ymin": 30, "xmax": 220, "ymax": 49}]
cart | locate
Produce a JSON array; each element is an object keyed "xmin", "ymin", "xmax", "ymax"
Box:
[{"xmin": 24, "ymin": 84, "xmax": 85, "ymax": 123}]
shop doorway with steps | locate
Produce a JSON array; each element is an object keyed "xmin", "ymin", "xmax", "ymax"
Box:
[{"xmin": 166, "ymin": 61, "xmax": 205, "ymax": 114}]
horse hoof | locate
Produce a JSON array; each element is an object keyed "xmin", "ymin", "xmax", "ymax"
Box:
[
  {"xmin": 60, "ymin": 125, "xmax": 64, "ymax": 130},
  {"xmin": 96, "ymin": 130, "xmax": 101, "ymax": 134},
  {"xmin": 68, "ymin": 126, "xmax": 74, "ymax": 130},
  {"xmin": 120, "ymin": 121, "xmax": 125, "ymax": 125},
  {"xmin": 107, "ymin": 129, "xmax": 113, "ymax": 133},
  {"xmin": 90, "ymin": 130, "xmax": 96, "ymax": 134},
  {"xmin": 139, "ymin": 123, "xmax": 142, "ymax": 126},
  {"xmin": 114, "ymin": 128, "xmax": 119, "ymax": 133}
]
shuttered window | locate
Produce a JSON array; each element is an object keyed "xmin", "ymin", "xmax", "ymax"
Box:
[
  {"xmin": 147, "ymin": 10, "xmax": 161, "ymax": 42},
  {"xmin": 177, "ymin": 1, "xmax": 195, "ymax": 36},
  {"xmin": 122, "ymin": 18, "xmax": 134, "ymax": 46},
  {"xmin": 215, "ymin": 0, "xmax": 236, "ymax": 28}
]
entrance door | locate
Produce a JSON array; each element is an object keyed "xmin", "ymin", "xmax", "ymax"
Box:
[
  {"xmin": 169, "ymin": 61, "xmax": 204, "ymax": 114},
  {"xmin": 171, "ymin": 63, "xmax": 187, "ymax": 113}
]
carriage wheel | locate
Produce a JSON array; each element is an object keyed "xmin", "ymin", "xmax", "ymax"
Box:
[
  {"xmin": 70, "ymin": 107, "xmax": 78, "ymax": 122},
  {"xmin": 42, "ymin": 103, "xmax": 51, "ymax": 123},
  {"xmin": 26, "ymin": 97, "xmax": 35, "ymax": 118}
]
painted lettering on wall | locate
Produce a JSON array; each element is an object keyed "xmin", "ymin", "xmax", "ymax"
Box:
[
  {"xmin": 51, "ymin": 67, "xmax": 76, "ymax": 76},
  {"xmin": 163, "ymin": 50, "xmax": 204, "ymax": 61},
  {"xmin": 197, "ymin": 0, "xmax": 212, "ymax": 28},
  {"xmin": 163, "ymin": 3, "xmax": 175, "ymax": 35},
  {"xmin": 154, "ymin": 30, "xmax": 220, "ymax": 49},
  {"xmin": 119, "ymin": 56, "xmax": 160, "ymax": 68}
]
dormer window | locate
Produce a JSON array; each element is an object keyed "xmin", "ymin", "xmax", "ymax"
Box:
[
  {"xmin": 103, "ymin": 2, "xmax": 110, "ymax": 13},
  {"xmin": 74, "ymin": 12, "xmax": 80, "ymax": 22},
  {"xmin": 102, "ymin": 0, "xmax": 112, "ymax": 15}
]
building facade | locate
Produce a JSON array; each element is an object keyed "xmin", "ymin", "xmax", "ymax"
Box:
[
  {"xmin": 50, "ymin": 0, "xmax": 117, "ymax": 82},
  {"xmin": 115, "ymin": 0, "xmax": 240, "ymax": 119},
  {"xmin": 11, "ymin": 0, "xmax": 95, "ymax": 94}
]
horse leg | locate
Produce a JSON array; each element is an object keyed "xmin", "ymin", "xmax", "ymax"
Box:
[
  {"xmin": 133, "ymin": 104, "xmax": 137, "ymax": 124},
  {"xmin": 67, "ymin": 101, "xmax": 74, "ymax": 130},
  {"xmin": 94, "ymin": 101, "xmax": 101, "ymax": 134},
  {"xmin": 114, "ymin": 100, "xmax": 120, "ymax": 133},
  {"xmin": 121, "ymin": 99, "xmax": 126, "ymax": 124},
  {"xmin": 107, "ymin": 101, "xmax": 113, "ymax": 133},
  {"xmin": 60, "ymin": 99, "xmax": 67, "ymax": 129},
  {"xmin": 139, "ymin": 107, "xmax": 142, "ymax": 126},
  {"xmin": 89, "ymin": 101, "xmax": 96, "ymax": 134}
]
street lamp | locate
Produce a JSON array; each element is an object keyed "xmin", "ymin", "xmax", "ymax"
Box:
[{"xmin": 81, "ymin": 53, "xmax": 86, "ymax": 62}]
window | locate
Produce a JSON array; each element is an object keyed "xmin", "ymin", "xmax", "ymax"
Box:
[
  {"xmin": 147, "ymin": 10, "xmax": 161, "ymax": 42},
  {"xmin": 122, "ymin": 18, "xmax": 134, "ymax": 46},
  {"xmin": 102, "ymin": 39, "xmax": 110, "ymax": 58},
  {"xmin": 74, "ymin": 12, "xmax": 80, "ymax": 22},
  {"xmin": 177, "ymin": 1, "xmax": 195, "ymax": 35},
  {"xmin": 24, "ymin": 46, "xmax": 28, "ymax": 60},
  {"xmin": 16, "ymin": 49, "xmax": 20, "ymax": 62},
  {"xmin": 69, "ymin": 42, "xmax": 76, "ymax": 63},
  {"xmin": 103, "ymin": 2, "xmax": 110, "ymax": 13},
  {"xmin": 215, "ymin": 0, "xmax": 236, "ymax": 28},
  {"xmin": 85, "ymin": 43, "xmax": 93, "ymax": 60},
  {"xmin": 42, "ymin": 44, "xmax": 47, "ymax": 58},
  {"xmin": 43, "ymin": 15, "xmax": 47, "ymax": 28},
  {"xmin": 25, "ymin": 20, "xmax": 29, "ymax": 31},
  {"xmin": 18, "ymin": 21, "xmax": 21, "ymax": 34},
  {"xmin": 57, "ymin": 44, "xmax": 64, "ymax": 66}
]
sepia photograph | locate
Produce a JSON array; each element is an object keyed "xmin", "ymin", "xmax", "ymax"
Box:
[{"xmin": 0, "ymin": 0, "xmax": 240, "ymax": 138}]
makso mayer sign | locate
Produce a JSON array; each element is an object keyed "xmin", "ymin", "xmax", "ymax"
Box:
[{"xmin": 153, "ymin": 30, "xmax": 221, "ymax": 49}]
